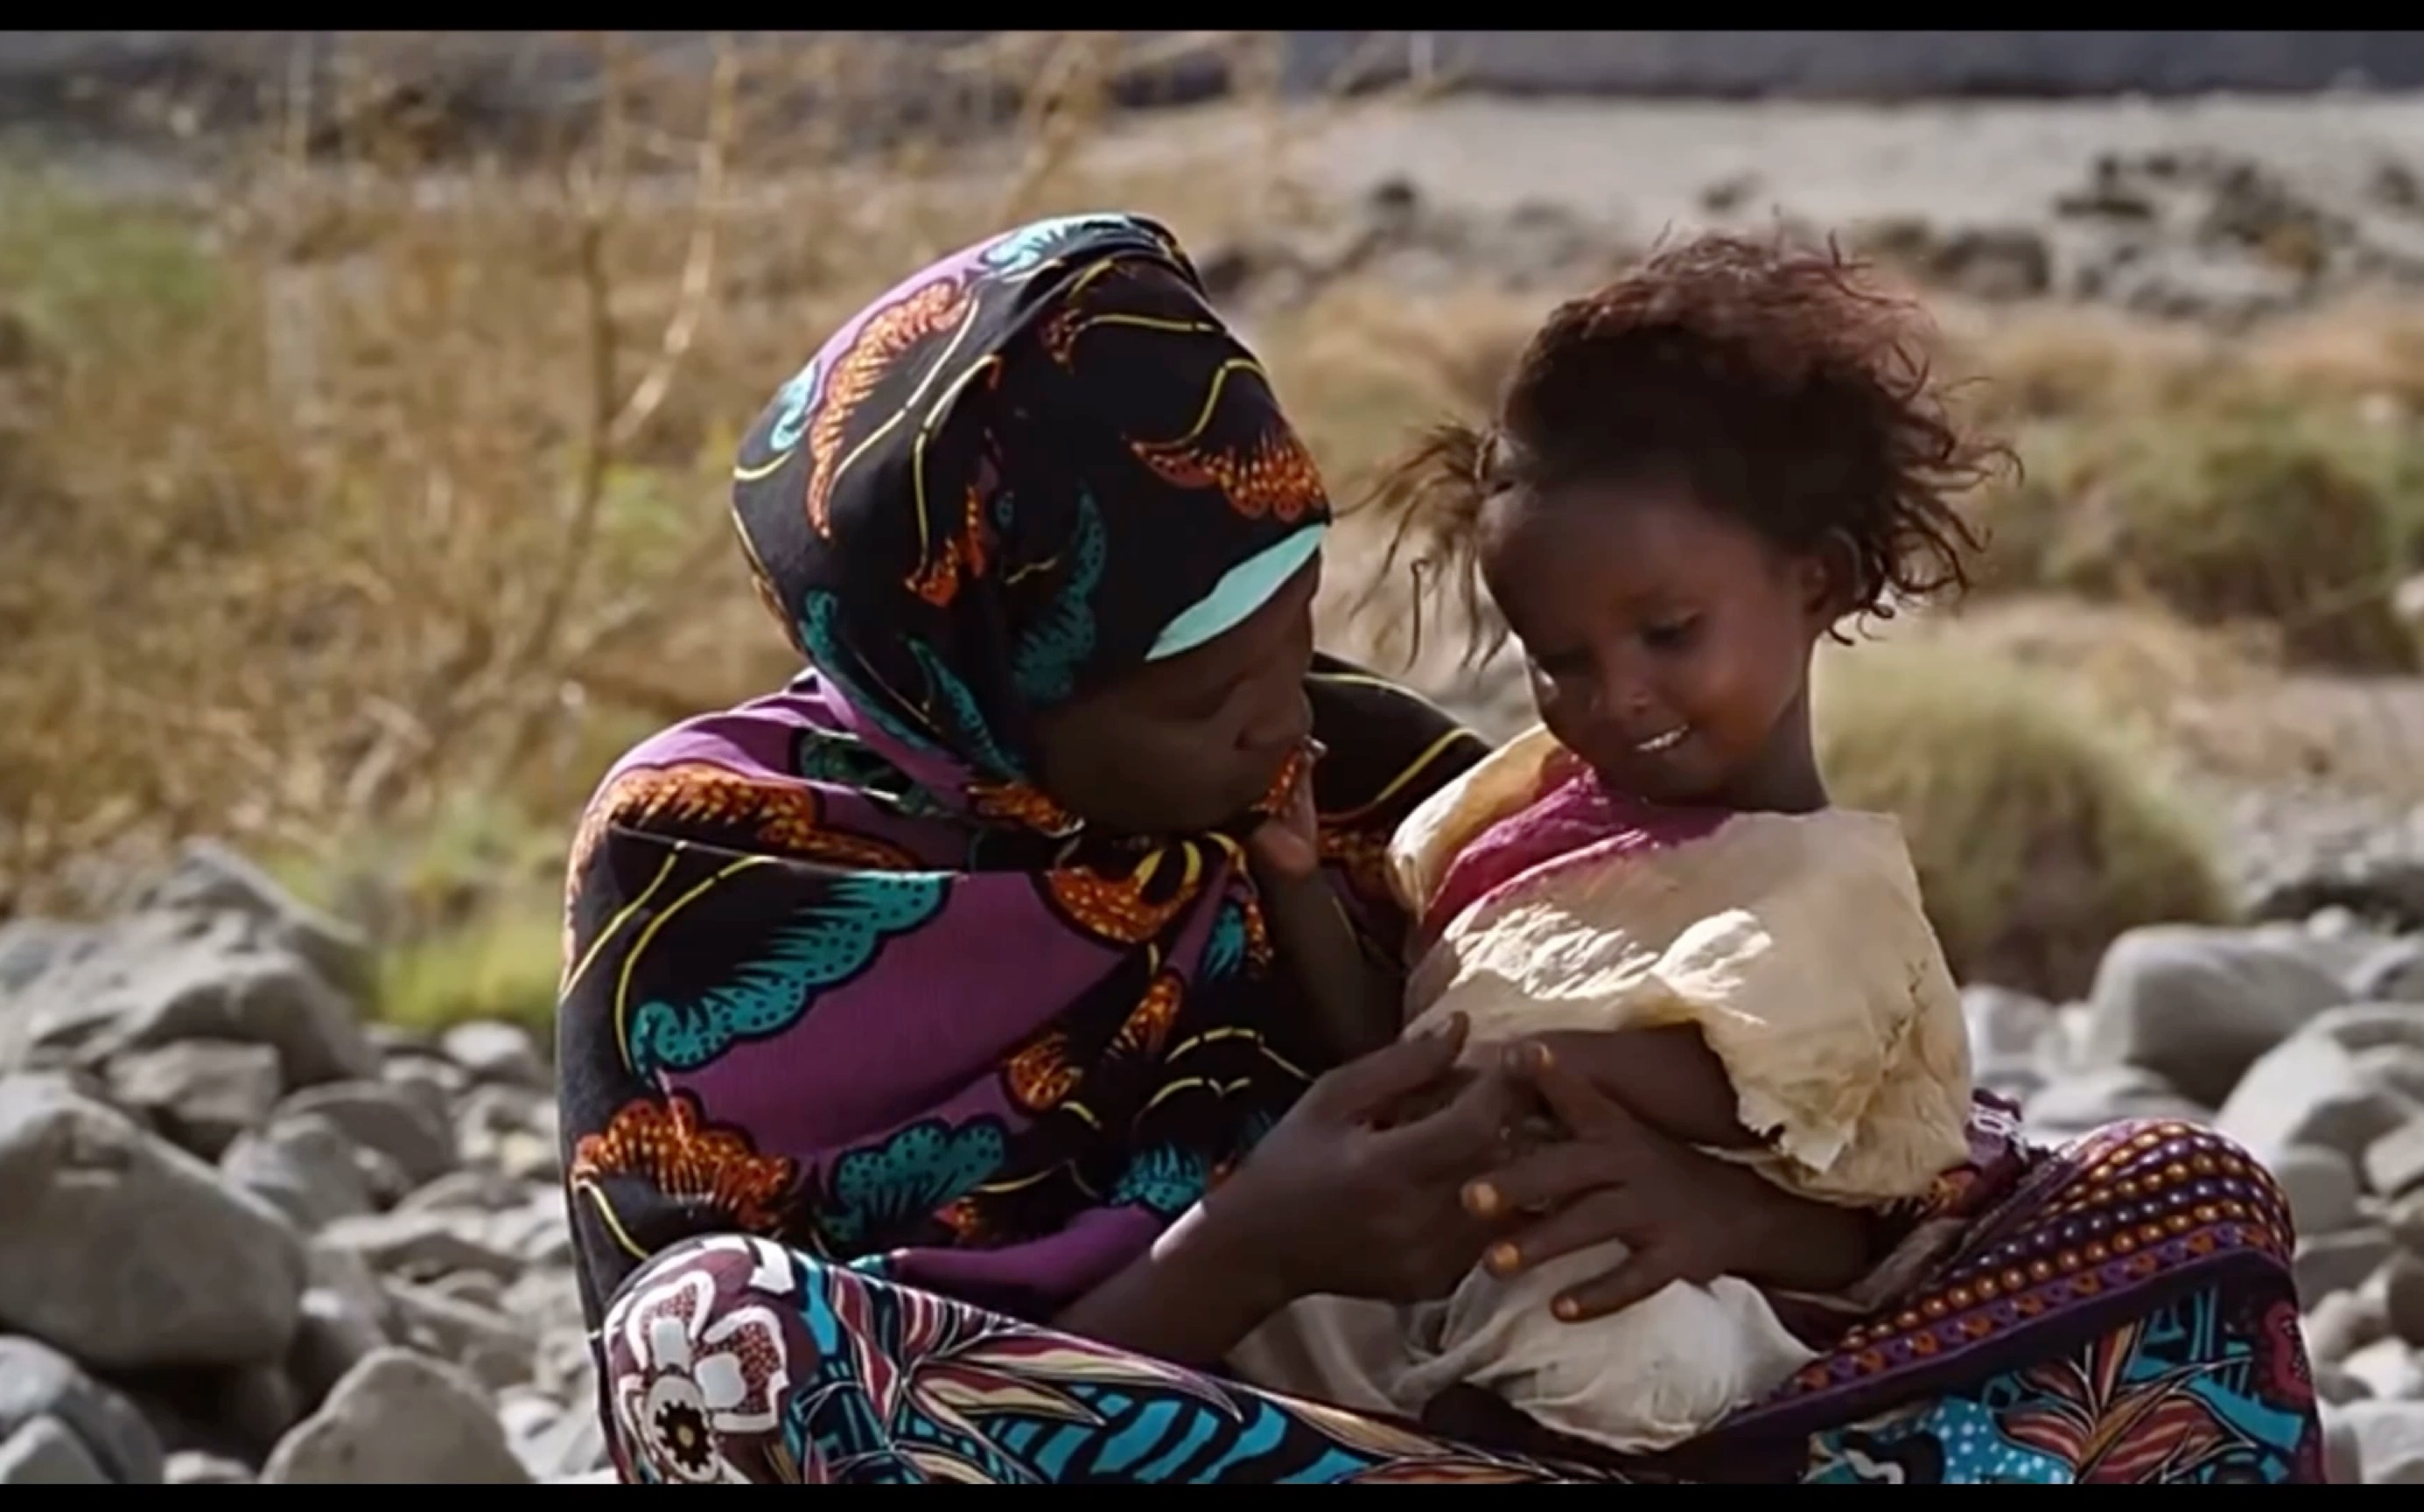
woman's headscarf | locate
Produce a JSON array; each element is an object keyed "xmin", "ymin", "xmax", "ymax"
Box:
[{"xmin": 557, "ymin": 214, "xmax": 1487, "ymax": 1329}]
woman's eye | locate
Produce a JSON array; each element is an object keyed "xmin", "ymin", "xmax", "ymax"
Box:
[{"xmin": 1642, "ymin": 619, "xmax": 1699, "ymax": 652}]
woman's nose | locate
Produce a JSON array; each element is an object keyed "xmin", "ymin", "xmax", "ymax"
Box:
[{"xmin": 1242, "ymin": 683, "xmax": 1314, "ymax": 754}]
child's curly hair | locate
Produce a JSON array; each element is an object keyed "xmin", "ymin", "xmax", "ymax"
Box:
[{"xmin": 1358, "ymin": 233, "xmax": 2013, "ymax": 666}]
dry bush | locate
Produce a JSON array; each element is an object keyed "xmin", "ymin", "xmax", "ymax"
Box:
[
  {"xmin": 1946, "ymin": 304, "xmax": 2424, "ymax": 669},
  {"xmin": 1813, "ymin": 634, "xmax": 2232, "ymax": 1002},
  {"xmin": 0, "ymin": 32, "xmax": 1344, "ymax": 925}
]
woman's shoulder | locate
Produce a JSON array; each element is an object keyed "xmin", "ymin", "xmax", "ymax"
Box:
[{"xmin": 1303, "ymin": 654, "xmax": 1493, "ymax": 808}]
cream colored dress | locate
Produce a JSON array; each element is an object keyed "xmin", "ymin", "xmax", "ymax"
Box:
[{"xmin": 1228, "ymin": 726, "xmax": 1974, "ymax": 1453}]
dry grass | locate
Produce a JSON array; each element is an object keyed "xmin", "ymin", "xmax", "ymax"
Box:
[
  {"xmin": 0, "ymin": 33, "xmax": 1342, "ymax": 920},
  {"xmin": 1813, "ymin": 633, "xmax": 2232, "ymax": 1002}
]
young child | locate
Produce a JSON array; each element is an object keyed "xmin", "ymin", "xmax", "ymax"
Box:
[{"xmin": 1238, "ymin": 234, "xmax": 2004, "ymax": 1454}]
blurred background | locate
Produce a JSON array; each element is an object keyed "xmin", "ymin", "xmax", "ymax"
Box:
[
  {"xmin": 22, "ymin": 28, "xmax": 2424, "ymax": 1023},
  {"xmin": 4, "ymin": 24, "xmax": 2424, "ymax": 1492}
]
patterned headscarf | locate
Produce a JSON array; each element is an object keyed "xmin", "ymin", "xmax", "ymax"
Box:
[
  {"xmin": 557, "ymin": 214, "xmax": 1487, "ymax": 1334},
  {"xmin": 731, "ymin": 212, "xmax": 1329, "ymax": 823}
]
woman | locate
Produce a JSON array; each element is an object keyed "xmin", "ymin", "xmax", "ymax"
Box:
[{"xmin": 555, "ymin": 214, "xmax": 2323, "ymax": 1483}]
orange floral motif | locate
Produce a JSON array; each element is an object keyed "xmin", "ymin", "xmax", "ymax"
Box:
[
  {"xmin": 935, "ymin": 1195, "xmax": 988, "ymax": 1242},
  {"xmin": 571, "ymin": 762, "xmax": 920, "ymax": 883},
  {"xmin": 967, "ymin": 779, "xmax": 1082, "ymax": 836},
  {"xmin": 906, "ymin": 482, "xmax": 993, "ymax": 606},
  {"xmin": 1996, "ymin": 1319, "xmax": 2253, "ymax": 1481},
  {"xmin": 1131, "ymin": 424, "xmax": 1327, "ymax": 525},
  {"xmin": 1004, "ymin": 1029, "xmax": 1083, "ymax": 1112},
  {"xmin": 1318, "ymin": 825, "xmax": 1392, "ymax": 911},
  {"xmin": 805, "ymin": 277, "xmax": 973, "ymax": 536},
  {"xmin": 562, "ymin": 762, "xmax": 922, "ymax": 984},
  {"xmin": 571, "ymin": 1091, "xmax": 796, "ymax": 1232},
  {"xmin": 1042, "ymin": 850, "xmax": 1205, "ymax": 946},
  {"xmin": 1111, "ymin": 971, "xmax": 1185, "ymax": 1058}
]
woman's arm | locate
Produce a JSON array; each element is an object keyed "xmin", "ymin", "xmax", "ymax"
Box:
[
  {"xmin": 1254, "ymin": 867, "xmax": 1403, "ymax": 1061},
  {"xmin": 1050, "ymin": 1201, "xmax": 1286, "ymax": 1367}
]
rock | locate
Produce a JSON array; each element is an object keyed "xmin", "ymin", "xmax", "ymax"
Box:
[
  {"xmin": 164, "ymin": 1449, "xmax": 254, "ymax": 1483},
  {"xmin": 2217, "ymin": 1026, "xmax": 2419, "ymax": 1166},
  {"xmin": 455, "ymin": 1082, "xmax": 558, "ymax": 1180},
  {"xmin": 1932, "ymin": 225, "xmax": 2054, "ymax": 300},
  {"xmin": 0, "ymin": 1415, "xmax": 109, "ymax": 1484},
  {"xmin": 2308, "ymin": 1289, "xmax": 2391, "ymax": 1364},
  {"xmin": 2316, "ymin": 1362, "xmax": 2374, "ymax": 1405},
  {"xmin": 2362, "ymin": 1045, "xmax": 2424, "ymax": 1105},
  {"xmin": 2343, "ymin": 1398, "xmax": 2424, "ymax": 1482},
  {"xmin": 2372, "ymin": 1118, "xmax": 2424, "ymax": 1200},
  {"xmin": 2022, "ymin": 1064, "xmax": 2210, "ymax": 1139},
  {"xmin": 0, "ymin": 920, "xmax": 90, "ymax": 998},
  {"xmin": 2081, "ymin": 926, "xmax": 2349, "ymax": 1105},
  {"xmin": 2354, "ymin": 937, "xmax": 2424, "ymax": 1003},
  {"xmin": 396, "ymin": 1168, "xmax": 530, "ymax": 1214},
  {"xmin": 287, "ymin": 1286, "xmax": 391, "ymax": 1409},
  {"xmin": 0, "ymin": 1334, "xmax": 165, "ymax": 1484},
  {"xmin": 319, "ymin": 1209, "xmax": 523, "ymax": 1284},
  {"xmin": 2344, "ymin": 1334, "xmax": 2424, "ymax": 1400},
  {"xmin": 2324, "ymin": 1401, "xmax": 2365, "ymax": 1482},
  {"xmin": 1965, "ymin": 985, "xmax": 2053, "ymax": 1062},
  {"xmin": 0, "ymin": 907, "xmax": 376, "ymax": 1088},
  {"xmin": 2388, "ymin": 1253, "xmax": 2424, "ymax": 1346},
  {"xmin": 220, "ymin": 1112, "xmax": 376, "ymax": 1230},
  {"xmin": 261, "ymin": 1348, "xmax": 531, "ymax": 1485},
  {"xmin": 132, "ymin": 840, "xmax": 373, "ymax": 999},
  {"xmin": 0, "ymin": 1077, "xmax": 307, "ymax": 1369},
  {"xmin": 439, "ymin": 1020, "xmax": 545, "ymax": 1088},
  {"xmin": 384, "ymin": 1281, "xmax": 537, "ymax": 1391},
  {"xmin": 2395, "ymin": 1189, "xmax": 2424, "ymax": 1255},
  {"xmin": 518, "ymin": 1396, "xmax": 607, "ymax": 1480},
  {"xmin": 277, "ymin": 1080, "xmax": 456, "ymax": 1187},
  {"xmin": 2273, "ymin": 1143, "xmax": 2365, "ymax": 1236},
  {"xmin": 2300, "ymin": 1227, "xmax": 2396, "ymax": 1306},
  {"xmin": 103, "ymin": 1039, "xmax": 283, "ymax": 1158}
]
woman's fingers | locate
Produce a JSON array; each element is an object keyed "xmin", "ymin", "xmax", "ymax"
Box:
[
  {"xmin": 1479, "ymin": 1185, "xmax": 1654, "ymax": 1281},
  {"xmin": 1374, "ymin": 1057, "xmax": 1530, "ymax": 1176},
  {"xmin": 1550, "ymin": 1246, "xmax": 1688, "ymax": 1323},
  {"xmin": 1310, "ymin": 1012, "xmax": 1468, "ymax": 1121},
  {"xmin": 1507, "ymin": 1039, "xmax": 1636, "ymax": 1139},
  {"xmin": 1461, "ymin": 1139, "xmax": 1614, "ymax": 1222}
]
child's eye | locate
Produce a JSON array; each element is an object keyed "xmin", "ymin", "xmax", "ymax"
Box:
[
  {"xmin": 1641, "ymin": 618, "xmax": 1699, "ymax": 652},
  {"xmin": 1525, "ymin": 648, "xmax": 1590, "ymax": 679}
]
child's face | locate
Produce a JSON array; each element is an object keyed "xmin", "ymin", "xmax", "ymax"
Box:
[{"xmin": 1477, "ymin": 476, "xmax": 1836, "ymax": 808}]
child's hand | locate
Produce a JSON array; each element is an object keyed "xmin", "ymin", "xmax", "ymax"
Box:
[{"xmin": 1245, "ymin": 738, "xmax": 1324, "ymax": 882}]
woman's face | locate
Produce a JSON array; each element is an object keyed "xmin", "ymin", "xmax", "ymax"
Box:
[{"xmin": 1031, "ymin": 560, "xmax": 1320, "ymax": 837}]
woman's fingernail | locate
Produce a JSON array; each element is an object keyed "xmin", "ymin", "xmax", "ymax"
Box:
[
  {"xmin": 1487, "ymin": 1242, "xmax": 1521, "ymax": 1274},
  {"xmin": 1464, "ymin": 1181, "xmax": 1500, "ymax": 1217},
  {"xmin": 1553, "ymin": 1295, "xmax": 1582, "ymax": 1321}
]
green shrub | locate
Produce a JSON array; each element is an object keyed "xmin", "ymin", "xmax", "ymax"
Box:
[{"xmin": 1815, "ymin": 637, "xmax": 2233, "ymax": 1001}]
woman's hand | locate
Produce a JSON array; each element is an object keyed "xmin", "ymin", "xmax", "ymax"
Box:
[
  {"xmin": 1244, "ymin": 738, "xmax": 1323, "ymax": 880},
  {"xmin": 1204, "ymin": 1012, "xmax": 1530, "ymax": 1308},
  {"xmin": 1243, "ymin": 738, "xmax": 1402, "ymax": 1060},
  {"xmin": 1462, "ymin": 1039, "xmax": 1875, "ymax": 1322}
]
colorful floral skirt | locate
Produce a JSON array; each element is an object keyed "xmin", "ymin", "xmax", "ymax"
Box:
[{"xmin": 594, "ymin": 1121, "xmax": 2328, "ymax": 1483}]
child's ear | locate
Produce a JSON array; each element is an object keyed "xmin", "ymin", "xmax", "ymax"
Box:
[{"xmin": 1800, "ymin": 532, "xmax": 1858, "ymax": 623}]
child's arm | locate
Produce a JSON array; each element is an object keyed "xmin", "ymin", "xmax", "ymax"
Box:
[
  {"xmin": 1244, "ymin": 746, "xmax": 1403, "ymax": 1063},
  {"xmin": 1538, "ymin": 1024, "xmax": 1762, "ymax": 1151}
]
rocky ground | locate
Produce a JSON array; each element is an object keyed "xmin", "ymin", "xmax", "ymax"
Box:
[
  {"xmin": 3, "ymin": 839, "xmax": 2424, "ymax": 1480},
  {"xmin": 1156, "ymin": 94, "xmax": 2424, "ymax": 332},
  {"xmin": 0, "ymin": 845, "xmax": 606, "ymax": 1483}
]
